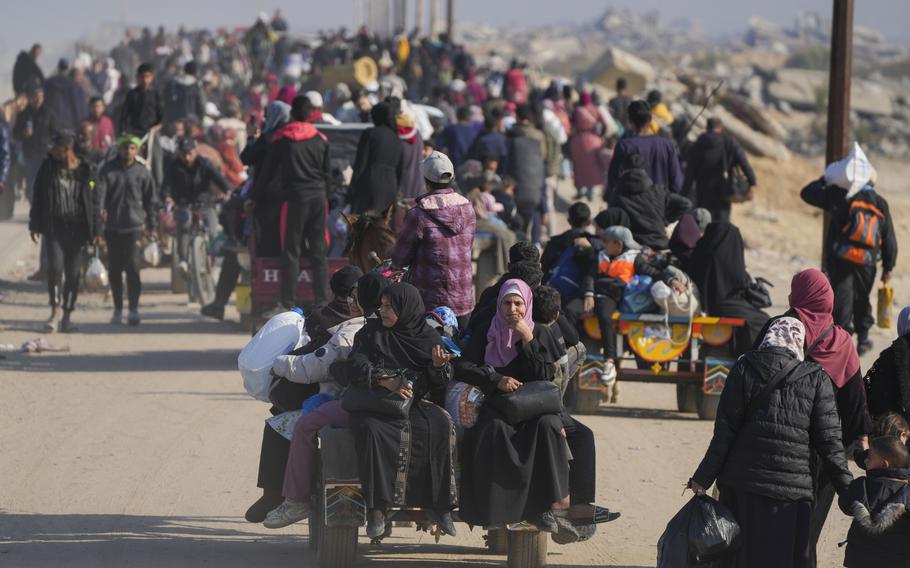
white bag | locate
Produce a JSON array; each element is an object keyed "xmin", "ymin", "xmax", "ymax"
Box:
[
  {"xmin": 143, "ymin": 241, "xmax": 161, "ymax": 267},
  {"xmin": 239, "ymin": 308, "xmax": 309, "ymax": 402},
  {"xmin": 85, "ymin": 254, "xmax": 109, "ymax": 290},
  {"xmin": 824, "ymin": 142, "xmax": 874, "ymax": 199},
  {"xmin": 651, "ymin": 281, "xmax": 699, "ymax": 318}
]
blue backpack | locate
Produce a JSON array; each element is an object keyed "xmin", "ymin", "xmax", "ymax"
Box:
[
  {"xmin": 621, "ymin": 275, "xmax": 658, "ymax": 314},
  {"xmin": 548, "ymin": 246, "xmax": 585, "ymax": 298}
]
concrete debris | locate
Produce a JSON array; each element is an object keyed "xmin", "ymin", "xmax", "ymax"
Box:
[
  {"xmin": 709, "ymin": 107, "xmax": 792, "ymax": 161},
  {"xmin": 587, "ymin": 47, "xmax": 656, "ymax": 96}
]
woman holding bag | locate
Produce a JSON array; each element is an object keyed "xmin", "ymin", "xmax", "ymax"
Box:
[
  {"xmin": 337, "ymin": 282, "xmax": 457, "ymax": 540},
  {"xmin": 690, "ymin": 317, "xmax": 853, "ymax": 568},
  {"xmin": 455, "ymin": 279, "xmax": 614, "ymax": 533}
]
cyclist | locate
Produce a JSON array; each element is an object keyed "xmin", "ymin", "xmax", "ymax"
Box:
[{"xmin": 162, "ymin": 137, "xmax": 230, "ymax": 275}]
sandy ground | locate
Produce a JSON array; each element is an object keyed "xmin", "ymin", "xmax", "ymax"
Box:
[{"xmin": 0, "ymin": 173, "xmax": 880, "ymax": 568}]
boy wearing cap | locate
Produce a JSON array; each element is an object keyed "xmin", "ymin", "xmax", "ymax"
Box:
[
  {"xmin": 95, "ymin": 134, "xmax": 158, "ymax": 325},
  {"xmin": 390, "ymin": 151, "xmax": 476, "ymax": 328},
  {"xmin": 29, "ymin": 130, "xmax": 96, "ymax": 332}
]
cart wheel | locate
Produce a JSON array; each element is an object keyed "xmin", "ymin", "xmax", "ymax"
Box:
[
  {"xmin": 485, "ymin": 528, "xmax": 508, "ymax": 554},
  {"xmin": 317, "ymin": 489, "xmax": 357, "ymax": 568},
  {"xmin": 507, "ymin": 530, "xmax": 547, "ymax": 568},
  {"xmin": 676, "ymin": 384, "xmax": 698, "ymax": 413},
  {"xmin": 309, "ymin": 494, "xmax": 321, "ymax": 552},
  {"xmin": 695, "ymin": 389, "xmax": 721, "ymax": 421},
  {"xmin": 573, "ymin": 387, "xmax": 601, "ymax": 415}
]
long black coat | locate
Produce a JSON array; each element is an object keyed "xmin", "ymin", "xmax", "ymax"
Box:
[
  {"xmin": 609, "ymin": 166, "xmax": 691, "ymax": 250},
  {"xmin": 864, "ymin": 334, "xmax": 910, "ymax": 423},
  {"xmin": 693, "ymin": 346, "xmax": 853, "ymax": 502},
  {"xmin": 682, "ymin": 131, "xmax": 756, "ymax": 212},
  {"xmin": 349, "ymin": 103, "xmax": 402, "ymax": 214}
]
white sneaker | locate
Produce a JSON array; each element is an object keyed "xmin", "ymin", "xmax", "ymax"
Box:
[
  {"xmin": 263, "ymin": 499, "xmax": 310, "ymax": 529},
  {"xmin": 177, "ymin": 261, "xmax": 189, "ymax": 277},
  {"xmin": 599, "ymin": 360, "xmax": 617, "ymax": 386}
]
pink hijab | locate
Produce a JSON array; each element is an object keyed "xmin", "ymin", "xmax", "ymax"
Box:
[
  {"xmin": 789, "ymin": 269, "xmax": 860, "ymax": 388},
  {"xmin": 485, "ymin": 279, "xmax": 535, "ymax": 368}
]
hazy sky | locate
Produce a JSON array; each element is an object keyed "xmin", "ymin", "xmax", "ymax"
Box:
[{"xmin": 1, "ymin": 0, "xmax": 907, "ymax": 57}]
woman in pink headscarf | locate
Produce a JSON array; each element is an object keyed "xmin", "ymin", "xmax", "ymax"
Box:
[
  {"xmin": 454, "ymin": 279, "xmax": 617, "ymax": 536},
  {"xmin": 755, "ymin": 268, "xmax": 872, "ymax": 560},
  {"xmin": 570, "ymin": 92, "xmax": 607, "ymax": 200}
]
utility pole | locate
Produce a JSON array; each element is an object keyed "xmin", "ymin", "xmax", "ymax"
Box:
[
  {"xmin": 415, "ymin": 0, "xmax": 424, "ymax": 36},
  {"xmin": 446, "ymin": 0, "xmax": 454, "ymax": 40},
  {"xmin": 822, "ymin": 0, "xmax": 854, "ymax": 269}
]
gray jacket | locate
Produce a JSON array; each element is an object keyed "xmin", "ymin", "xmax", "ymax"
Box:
[{"xmin": 95, "ymin": 157, "xmax": 158, "ymax": 234}]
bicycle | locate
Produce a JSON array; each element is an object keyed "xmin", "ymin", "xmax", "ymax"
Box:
[{"xmin": 177, "ymin": 204, "xmax": 217, "ymax": 306}]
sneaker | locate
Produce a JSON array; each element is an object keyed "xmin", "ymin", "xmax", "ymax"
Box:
[
  {"xmin": 263, "ymin": 499, "xmax": 311, "ymax": 529},
  {"xmin": 127, "ymin": 309, "xmax": 141, "ymax": 326},
  {"xmin": 599, "ymin": 360, "xmax": 617, "ymax": 386},
  {"xmin": 110, "ymin": 311, "xmax": 123, "ymax": 325},
  {"xmin": 59, "ymin": 310, "xmax": 77, "ymax": 333},
  {"xmin": 366, "ymin": 508, "xmax": 387, "ymax": 539},
  {"xmin": 177, "ymin": 260, "xmax": 189, "ymax": 277},
  {"xmin": 533, "ymin": 510, "xmax": 559, "ymax": 534},
  {"xmin": 201, "ymin": 303, "xmax": 225, "ymax": 321},
  {"xmin": 44, "ymin": 307, "xmax": 60, "ymax": 333}
]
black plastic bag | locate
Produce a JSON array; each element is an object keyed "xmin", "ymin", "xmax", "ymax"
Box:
[
  {"xmin": 688, "ymin": 495, "xmax": 740, "ymax": 564},
  {"xmin": 657, "ymin": 495, "xmax": 740, "ymax": 567}
]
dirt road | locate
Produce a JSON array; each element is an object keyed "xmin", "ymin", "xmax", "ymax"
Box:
[{"xmin": 0, "ymin": 196, "xmax": 867, "ymax": 567}]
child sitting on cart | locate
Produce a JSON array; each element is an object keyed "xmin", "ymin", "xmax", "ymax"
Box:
[{"xmin": 592, "ymin": 226, "xmax": 679, "ymax": 396}]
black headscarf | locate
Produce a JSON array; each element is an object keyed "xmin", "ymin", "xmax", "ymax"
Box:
[
  {"xmin": 669, "ymin": 210, "xmax": 704, "ymax": 263},
  {"xmin": 688, "ymin": 222, "xmax": 751, "ymax": 311},
  {"xmin": 372, "ymin": 282, "xmax": 442, "ymax": 370},
  {"xmin": 370, "ymin": 101, "xmax": 397, "ymax": 130},
  {"xmin": 594, "ymin": 208, "xmax": 631, "ymax": 230},
  {"xmin": 356, "ymin": 272, "xmax": 390, "ymax": 317}
]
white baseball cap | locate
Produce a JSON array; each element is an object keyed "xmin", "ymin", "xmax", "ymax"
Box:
[{"xmin": 420, "ymin": 151, "xmax": 455, "ymax": 184}]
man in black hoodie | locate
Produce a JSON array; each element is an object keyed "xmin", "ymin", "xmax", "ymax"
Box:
[
  {"xmin": 683, "ymin": 118, "xmax": 757, "ymax": 223},
  {"xmin": 609, "ymin": 152, "xmax": 691, "ymax": 250},
  {"xmin": 13, "ymin": 44, "xmax": 45, "ymax": 95},
  {"xmin": 247, "ymin": 95, "xmax": 331, "ymax": 312},
  {"xmin": 163, "ymin": 61, "xmax": 206, "ymax": 126}
]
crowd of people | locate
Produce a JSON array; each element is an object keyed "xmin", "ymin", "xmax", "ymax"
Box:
[{"xmin": 2, "ymin": 9, "xmax": 909, "ymax": 567}]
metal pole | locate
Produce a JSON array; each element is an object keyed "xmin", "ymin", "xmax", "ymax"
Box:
[
  {"xmin": 446, "ymin": 0, "xmax": 454, "ymax": 40},
  {"xmin": 822, "ymin": 0, "xmax": 854, "ymax": 269}
]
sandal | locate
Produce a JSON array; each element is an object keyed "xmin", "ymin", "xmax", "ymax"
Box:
[{"xmin": 556, "ymin": 505, "xmax": 621, "ymax": 525}]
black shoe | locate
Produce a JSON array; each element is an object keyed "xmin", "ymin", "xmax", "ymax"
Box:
[
  {"xmin": 432, "ymin": 511, "xmax": 457, "ymax": 537},
  {"xmin": 367, "ymin": 508, "xmax": 387, "ymax": 539},
  {"xmin": 245, "ymin": 491, "xmax": 284, "ymax": 523},
  {"xmin": 201, "ymin": 303, "xmax": 225, "ymax": 321},
  {"xmin": 858, "ymin": 339, "xmax": 874, "ymax": 357},
  {"xmin": 534, "ymin": 510, "xmax": 559, "ymax": 534}
]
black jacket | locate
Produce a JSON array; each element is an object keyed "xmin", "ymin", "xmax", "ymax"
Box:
[
  {"xmin": 349, "ymin": 104, "xmax": 402, "ymax": 214},
  {"xmin": 119, "ymin": 86, "xmax": 163, "ymax": 136},
  {"xmin": 13, "ymin": 51, "xmax": 44, "ymax": 95},
  {"xmin": 506, "ymin": 123, "xmax": 546, "ymax": 210},
  {"xmin": 163, "ymin": 75, "xmax": 206, "ymax": 124},
  {"xmin": 28, "ymin": 157, "xmax": 95, "ymax": 241},
  {"xmin": 455, "ymin": 325, "xmax": 558, "ymax": 396},
  {"xmin": 609, "ymin": 166, "xmax": 691, "ymax": 250},
  {"xmin": 864, "ymin": 334, "xmax": 910, "ymax": 423},
  {"xmin": 43, "ymin": 74, "xmax": 87, "ymax": 132},
  {"xmin": 693, "ymin": 347, "xmax": 852, "ymax": 502},
  {"xmin": 95, "ymin": 157, "xmax": 157, "ymax": 233},
  {"xmin": 839, "ymin": 468, "xmax": 910, "ymax": 568},
  {"xmin": 682, "ymin": 131, "xmax": 756, "ymax": 211},
  {"xmin": 13, "ymin": 104, "xmax": 57, "ymax": 163},
  {"xmin": 801, "ymin": 178, "xmax": 897, "ymax": 272},
  {"xmin": 162, "ymin": 156, "xmax": 229, "ymax": 206},
  {"xmin": 250, "ymin": 121, "xmax": 330, "ymax": 205}
]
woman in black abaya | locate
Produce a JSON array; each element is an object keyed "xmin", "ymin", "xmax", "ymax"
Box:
[
  {"xmin": 454, "ymin": 279, "xmax": 570, "ymax": 532},
  {"xmin": 339, "ymin": 282, "xmax": 457, "ymax": 539},
  {"xmin": 689, "ymin": 222, "xmax": 769, "ymax": 355}
]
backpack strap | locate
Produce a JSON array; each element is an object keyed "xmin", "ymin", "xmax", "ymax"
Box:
[
  {"xmin": 806, "ymin": 323, "xmax": 834, "ymax": 359},
  {"xmin": 741, "ymin": 356, "xmax": 802, "ymax": 423}
]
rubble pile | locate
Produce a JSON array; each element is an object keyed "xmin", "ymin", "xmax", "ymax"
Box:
[{"xmin": 460, "ymin": 8, "xmax": 910, "ymax": 161}]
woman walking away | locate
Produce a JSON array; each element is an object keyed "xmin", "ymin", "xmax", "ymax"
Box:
[
  {"xmin": 689, "ymin": 221, "xmax": 769, "ymax": 354},
  {"xmin": 754, "ymin": 268, "xmax": 872, "ymax": 565},
  {"xmin": 338, "ymin": 282, "xmax": 458, "ymax": 539},
  {"xmin": 690, "ymin": 317, "xmax": 853, "ymax": 568},
  {"xmin": 863, "ymin": 306, "xmax": 910, "ymax": 424},
  {"xmin": 349, "ymin": 101, "xmax": 403, "ymax": 214},
  {"xmin": 455, "ymin": 279, "xmax": 570, "ymax": 532},
  {"xmin": 29, "ymin": 130, "xmax": 95, "ymax": 333},
  {"xmin": 569, "ymin": 92, "xmax": 606, "ymax": 201}
]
